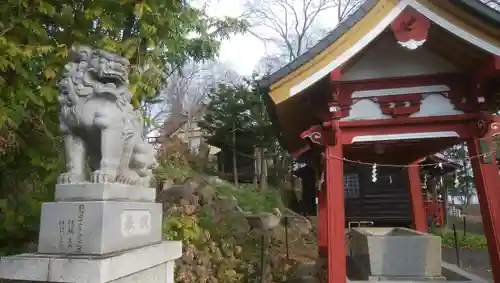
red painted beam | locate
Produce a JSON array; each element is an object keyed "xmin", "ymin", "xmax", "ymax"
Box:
[
  {"xmin": 324, "ymin": 141, "xmax": 346, "ymax": 283},
  {"xmin": 330, "ymin": 67, "xmax": 341, "ymax": 82},
  {"xmin": 467, "ymin": 136, "xmax": 500, "ymax": 283},
  {"xmin": 491, "ymin": 116, "xmax": 500, "ymax": 137},
  {"xmin": 474, "ymin": 55, "xmax": 500, "ymax": 82},
  {"xmin": 334, "ymin": 114, "xmax": 480, "ymax": 144},
  {"xmin": 408, "ymin": 163, "xmax": 427, "ymax": 232},
  {"xmin": 338, "ymin": 113, "xmax": 479, "ymax": 128},
  {"xmin": 317, "ymin": 188, "xmax": 328, "ymax": 256}
]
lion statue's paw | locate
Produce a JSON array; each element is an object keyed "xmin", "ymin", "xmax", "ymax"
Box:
[
  {"xmin": 58, "ymin": 172, "xmax": 85, "ymax": 184},
  {"xmin": 116, "ymin": 174, "xmax": 133, "ymax": 185},
  {"xmin": 91, "ymin": 170, "xmax": 117, "ymax": 183},
  {"xmin": 117, "ymin": 170, "xmax": 141, "ymax": 186}
]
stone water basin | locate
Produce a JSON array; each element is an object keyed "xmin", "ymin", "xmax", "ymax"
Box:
[
  {"xmin": 349, "ymin": 227, "xmax": 443, "ymax": 280},
  {"xmin": 347, "ymin": 227, "xmax": 490, "ymax": 282}
]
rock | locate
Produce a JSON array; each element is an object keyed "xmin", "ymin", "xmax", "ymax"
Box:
[
  {"xmin": 161, "ymin": 179, "xmax": 174, "ymax": 191},
  {"xmin": 186, "ymin": 179, "xmax": 201, "ymax": 190},
  {"xmin": 206, "ymin": 176, "xmax": 232, "ymax": 188},
  {"xmin": 286, "ymin": 216, "xmax": 313, "ymax": 234},
  {"xmin": 294, "ymin": 263, "xmax": 318, "ymax": 277},
  {"xmin": 217, "ymin": 197, "xmax": 238, "ymax": 210},
  {"xmin": 196, "ymin": 185, "xmax": 214, "ymax": 205},
  {"xmin": 158, "ymin": 184, "xmax": 194, "ymax": 203},
  {"xmin": 246, "ymin": 212, "xmax": 282, "ymax": 232}
]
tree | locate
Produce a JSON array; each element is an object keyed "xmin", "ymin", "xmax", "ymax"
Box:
[
  {"xmin": 144, "ymin": 61, "xmax": 241, "ymax": 138},
  {"xmin": 0, "ymin": 0, "xmax": 246, "ymax": 169},
  {"xmin": 243, "ymin": 0, "xmax": 364, "ymax": 63},
  {"xmin": 245, "ymin": 0, "xmax": 364, "ymax": 189},
  {"xmin": 0, "ymin": 0, "xmax": 245, "ymax": 251},
  {"xmin": 480, "ymin": 0, "xmax": 500, "ymax": 11},
  {"xmin": 201, "ymin": 82, "xmax": 257, "ymax": 187},
  {"xmin": 200, "ymin": 76, "xmax": 282, "ymax": 189},
  {"xmin": 442, "ymin": 143, "xmax": 476, "ymax": 208},
  {"xmin": 254, "ymin": 54, "xmax": 289, "ymax": 76}
]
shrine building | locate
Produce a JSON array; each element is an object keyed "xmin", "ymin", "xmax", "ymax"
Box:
[{"xmin": 259, "ymin": 0, "xmax": 500, "ymax": 282}]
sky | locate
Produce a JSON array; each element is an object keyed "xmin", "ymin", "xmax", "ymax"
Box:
[
  {"xmin": 199, "ymin": 0, "xmax": 339, "ymax": 76},
  {"xmin": 204, "ymin": 0, "xmax": 265, "ymax": 76}
]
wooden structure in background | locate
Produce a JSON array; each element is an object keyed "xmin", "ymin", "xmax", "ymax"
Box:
[
  {"xmin": 294, "ymin": 155, "xmax": 456, "ymax": 227},
  {"xmin": 260, "ymin": 1, "xmax": 500, "ymax": 282}
]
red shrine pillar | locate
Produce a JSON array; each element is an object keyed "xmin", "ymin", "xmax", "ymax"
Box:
[
  {"xmin": 467, "ymin": 135, "xmax": 500, "ymax": 282},
  {"xmin": 324, "ymin": 126, "xmax": 346, "ymax": 283},
  {"xmin": 317, "ymin": 188, "xmax": 328, "ymax": 257},
  {"xmin": 407, "ymin": 164, "xmax": 427, "ymax": 232}
]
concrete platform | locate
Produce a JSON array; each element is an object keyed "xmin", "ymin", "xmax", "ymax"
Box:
[
  {"xmin": 347, "ymin": 259, "xmax": 490, "ymax": 282},
  {"xmin": 0, "ymin": 241, "xmax": 181, "ymax": 283}
]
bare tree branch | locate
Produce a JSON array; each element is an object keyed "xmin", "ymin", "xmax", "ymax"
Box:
[
  {"xmin": 142, "ymin": 60, "xmax": 241, "ymax": 137},
  {"xmin": 244, "ymin": 0, "xmax": 364, "ymax": 67},
  {"xmin": 480, "ymin": 0, "xmax": 500, "ymax": 11}
]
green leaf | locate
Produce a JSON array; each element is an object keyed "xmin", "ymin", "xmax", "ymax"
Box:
[
  {"xmin": 23, "ymin": 90, "xmax": 43, "ymax": 107},
  {"xmin": 39, "ymin": 1, "xmax": 56, "ymax": 16},
  {"xmin": 43, "ymin": 68, "xmax": 57, "ymax": 80},
  {"xmin": 0, "ymin": 0, "xmax": 246, "ymax": 253}
]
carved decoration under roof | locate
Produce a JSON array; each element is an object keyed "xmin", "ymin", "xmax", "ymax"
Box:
[
  {"xmin": 475, "ymin": 117, "xmax": 500, "ymax": 138},
  {"xmin": 391, "ymin": 8, "xmax": 430, "ymax": 50},
  {"xmin": 300, "ymin": 125, "xmax": 324, "ymax": 145}
]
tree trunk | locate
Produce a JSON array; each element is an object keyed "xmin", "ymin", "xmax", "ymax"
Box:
[
  {"xmin": 260, "ymin": 148, "xmax": 267, "ymax": 191},
  {"xmin": 232, "ymin": 123, "xmax": 239, "ymax": 188},
  {"xmin": 186, "ymin": 111, "xmax": 192, "ymax": 152},
  {"xmin": 278, "ymin": 153, "xmax": 289, "ymax": 187},
  {"xmin": 220, "ymin": 151, "xmax": 224, "ymax": 173},
  {"xmin": 442, "ymin": 176, "xmax": 449, "ymax": 230},
  {"xmin": 253, "ymin": 147, "xmax": 260, "ymax": 186},
  {"xmin": 273, "ymin": 154, "xmax": 279, "ymax": 186}
]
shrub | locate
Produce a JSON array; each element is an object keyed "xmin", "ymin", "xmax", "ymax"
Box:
[
  {"xmin": 0, "ymin": 189, "xmax": 52, "ymax": 255},
  {"xmin": 432, "ymin": 228, "xmax": 488, "ymax": 250},
  {"xmin": 212, "ymin": 182, "xmax": 284, "ymax": 214}
]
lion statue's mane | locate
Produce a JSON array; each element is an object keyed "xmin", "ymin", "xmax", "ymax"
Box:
[{"xmin": 57, "ymin": 45, "xmax": 156, "ymax": 187}]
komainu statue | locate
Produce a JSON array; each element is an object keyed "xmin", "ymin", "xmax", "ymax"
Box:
[{"xmin": 57, "ymin": 45, "xmax": 156, "ymax": 187}]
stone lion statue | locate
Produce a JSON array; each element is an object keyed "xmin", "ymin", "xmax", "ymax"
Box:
[{"xmin": 57, "ymin": 45, "xmax": 156, "ymax": 187}]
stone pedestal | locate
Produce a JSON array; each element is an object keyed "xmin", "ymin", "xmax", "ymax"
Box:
[
  {"xmin": 0, "ymin": 241, "xmax": 181, "ymax": 283},
  {"xmin": 55, "ymin": 183, "xmax": 156, "ymax": 202},
  {"xmin": 38, "ymin": 200, "xmax": 162, "ymax": 254},
  {"xmin": 0, "ymin": 183, "xmax": 182, "ymax": 283}
]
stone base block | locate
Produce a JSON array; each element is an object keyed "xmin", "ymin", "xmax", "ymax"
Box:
[
  {"xmin": 55, "ymin": 183, "xmax": 156, "ymax": 202},
  {"xmin": 350, "ymin": 227, "xmax": 442, "ymax": 278},
  {"xmin": 368, "ymin": 275, "xmax": 446, "ymax": 281},
  {"xmin": 441, "ymin": 261, "xmax": 491, "ymax": 283},
  {"xmin": 0, "ymin": 241, "xmax": 182, "ymax": 283},
  {"xmin": 38, "ymin": 201, "xmax": 162, "ymax": 255}
]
